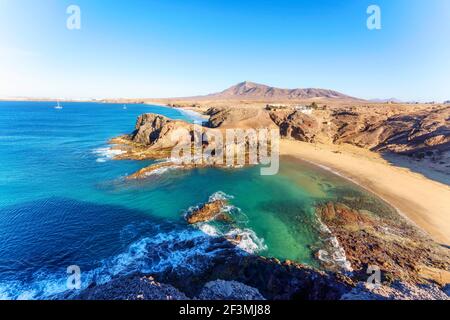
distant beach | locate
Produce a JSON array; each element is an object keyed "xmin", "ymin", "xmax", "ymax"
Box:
[{"xmin": 172, "ymin": 107, "xmax": 209, "ymax": 124}]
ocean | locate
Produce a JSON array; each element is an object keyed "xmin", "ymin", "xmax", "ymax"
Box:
[{"xmin": 0, "ymin": 101, "xmax": 394, "ymax": 299}]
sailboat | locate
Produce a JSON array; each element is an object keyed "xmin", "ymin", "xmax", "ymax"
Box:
[
  {"xmin": 54, "ymin": 101, "xmax": 63, "ymax": 110},
  {"xmin": 123, "ymin": 104, "xmax": 127, "ymax": 110}
]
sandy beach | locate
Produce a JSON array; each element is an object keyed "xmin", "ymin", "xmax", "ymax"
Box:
[{"xmin": 280, "ymin": 140, "xmax": 450, "ymax": 245}]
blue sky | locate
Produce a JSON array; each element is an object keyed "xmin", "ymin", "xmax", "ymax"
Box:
[{"xmin": 0, "ymin": 0, "xmax": 449, "ymax": 101}]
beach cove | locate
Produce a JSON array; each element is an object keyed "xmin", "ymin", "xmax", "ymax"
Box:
[{"xmin": 0, "ymin": 101, "xmax": 448, "ymax": 300}]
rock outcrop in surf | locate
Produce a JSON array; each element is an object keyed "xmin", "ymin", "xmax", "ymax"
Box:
[
  {"xmin": 185, "ymin": 198, "xmax": 231, "ymax": 225},
  {"xmin": 109, "ymin": 111, "xmax": 280, "ymax": 179},
  {"xmin": 316, "ymin": 201, "xmax": 450, "ymax": 286}
]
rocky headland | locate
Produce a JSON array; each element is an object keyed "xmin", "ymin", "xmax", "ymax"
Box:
[
  {"xmin": 109, "ymin": 102, "xmax": 450, "ymax": 180},
  {"xmin": 93, "ymin": 96, "xmax": 450, "ymax": 300},
  {"xmin": 109, "ymin": 110, "xmax": 279, "ymax": 178}
]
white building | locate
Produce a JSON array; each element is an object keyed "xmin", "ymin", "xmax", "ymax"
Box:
[{"xmin": 294, "ymin": 105, "xmax": 313, "ymax": 115}]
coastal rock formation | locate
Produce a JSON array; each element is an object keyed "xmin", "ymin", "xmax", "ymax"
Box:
[
  {"xmin": 69, "ymin": 232, "xmax": 449, "ymax": 300},
  {"xmin": 185, "ymin": 199, "xmax": 231, "ymax": 224},
  {"xmin": 69, "ymin": 275, "xmax": 265, "ymax": 300},
  {"xmin": 316, "ymin": 202, "xmax": 450, "ymax": 286},
  {"xmin": 67, "ymin": 232, "xmax": 356, "ymax": 300},
  {"xmin": 197, "ymin": 280, "xmax": 265, "ymax": 300},
  {"xmin": 341, "ymin": 281, "xmax": 449, "ymax": 300},
  {"xmin": 68, "ymin": 197, "xmax": 449, "ymax": 300},
  {"xmin": 131, "ymin": 113, "xmax": 193, "ymax": 149},
  {"xmin": 110, "ymin": 110, "xmax": 280, "ymax": 178},
  {"xmin": 269, "ymin": 110, "xmax": 319, "ymax": 142},
  {"xmin": 126, "ymin": 161, "xmax": 181, "ymax": 179},
  {"xmin": 110, "ymin": 113, "xmax": 214, "ymax": 163},
  {"xmin": 268, "ymin": 104, "xmax": 450, "ymax": 157},
  {"xmin": 159, "ymin": 254, "xmax": 354, "ymax": 300},
  {"xmin": 140, "ymin": 81, "xmax": 448, "ymax": 164},
  {"xmin": 71, "ymin": 275, "xmax": 189, "ymax": 300},
  {"xmin": 317, "ymin": 202, "xmax": 373, "ymax": 226},
  {"xmin": 333, "ymin": 106, "xmax": 450, "ymax": 155},
  {"xmin": 206, "ymin": 106, "xmax": 278, "ymax": 129},
  {"xmin": 113, "ymin": 104, "xmax": 449, "ymax": 176}
]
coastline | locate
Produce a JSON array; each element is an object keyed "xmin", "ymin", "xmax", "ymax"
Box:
[
  {"xmin": 280, "ymin": 140, "xmax": 450, "ymax": 245},
  {"xmin": 173, "ymin": 107, "xmax": 209, "ymax": 123},
  {"xmin": 1, "ymin": 101, "xmax": 448, "ymax": 300}
]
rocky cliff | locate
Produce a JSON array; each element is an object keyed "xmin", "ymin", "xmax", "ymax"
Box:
[
  {"xmin": 131, "ymin": 113, "xmax": 193, "ymax": 149},
  {"xmin": 268, "ymin": 104, "xmax": 450, "ymax": 158},
  {"xmin": 331, "ymin": 106, "xmax": 450, "ymax": 154},
  {"xmin": 109, "ymin": 103, "xmax": 449, "ymax": 178},
  {"xmin": 115, "ymin": 103, "xmax": 450, "ymax": 161}
]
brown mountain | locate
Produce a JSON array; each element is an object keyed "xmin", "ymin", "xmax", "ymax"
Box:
[{"xmin": 203, "ymin": 81, "xmax": 359, "ymax": 101}]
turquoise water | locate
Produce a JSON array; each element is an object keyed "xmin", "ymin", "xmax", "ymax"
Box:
[{"xmin": 0, "ymin": 101, "xmax": 394, "ymax": 299}]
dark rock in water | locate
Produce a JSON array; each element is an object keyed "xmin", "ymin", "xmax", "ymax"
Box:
[
  {"xmin": 185, "ymin": 200, "xmax": 231, "ymax": 224},
  {"xmin": 197, "ymin": 280, "xmax": 265, "ymax": 300}
]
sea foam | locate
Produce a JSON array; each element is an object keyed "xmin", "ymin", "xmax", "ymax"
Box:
[
  {"xmin": 92, "ymin": 147, "xmax": 125, "ymax": 163},
  {"xmin": 316, "ymin": 217, "xmax": 353, "ymax": 272},
  {"xmin": 192, "ymin": 191, "xmax": 267, "ymax": 255},
  {"xmin": 0, "ymin": 228, "xmax": 225, "ymax": 300}
]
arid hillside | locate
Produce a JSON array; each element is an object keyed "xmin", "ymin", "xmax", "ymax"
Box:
[
  {"xmin": 140, "ymin": 81, "xmax": 366, "ymax": 108},
  {"xmin": 202, "ymin": 81, "xmax": 358, "ymax": 101}
]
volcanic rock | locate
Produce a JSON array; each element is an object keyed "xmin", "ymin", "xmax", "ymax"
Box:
[
  {"xmin": 185, "ymin": 200, "xmax": 232, "ymax": 224},
  {"xmin": 197, "ymin": 280, "xmax": 265, "ymax": 300}
]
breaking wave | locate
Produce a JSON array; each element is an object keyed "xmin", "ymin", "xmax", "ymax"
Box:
[
  {"xmin": 92, "ymin": 147, "xmax": 125, "ymax": 163},
  {"xmin": 316, "ymin": 217, "xmax": 353, "ymax": 272},
  {"xmin": 144, "ymin": 164, "xmax": 183, "ymax": 176},
  {"xmin": 189, "ymin": 191, "xmax": 267, "ymax": 255},
  {"xmin": 208, "ymin": 191, "xmax": 234, "ymax": 202},
  {"xmin": 0, "ymin": 228, "xmax": 228, "ymax": 300}
]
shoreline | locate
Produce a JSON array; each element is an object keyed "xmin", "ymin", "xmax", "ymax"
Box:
[
  {"xmin": 173, "ymin": 107, "xmax": 209, "ymax": 123},
  {"xmin": 280, "ymin": 140, "xmax": 450, "ymax": 246}
]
